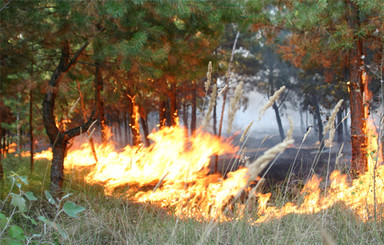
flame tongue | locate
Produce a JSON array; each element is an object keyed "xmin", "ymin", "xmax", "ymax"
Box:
[
  {"xmin": 34, "ymin": 121, "xmax": 383, "ymax": 223},
  {"xmin": 63, "ymin": 126, "xmax": 246, "ymax": 219}
]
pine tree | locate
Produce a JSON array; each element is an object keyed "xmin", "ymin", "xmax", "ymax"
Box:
[{"xmin": 250, "ymin": 0, "xmax": 384, "ymax": 175}]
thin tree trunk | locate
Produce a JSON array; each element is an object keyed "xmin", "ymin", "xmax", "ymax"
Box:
[
  {"xmin": 344, "ymin": 109, "xmax": 350, "ymax": 138},
  {"xmin": 29, "ymin": 88, "xmax": 34, "ymax": 172},
  {"xmin": 170, "ymin": 83, "xmax": 178, "ymax": 126},
  {"xmin": 6, "ymin": 134, "xmax": 9, "ymax": 154},
  {"xmin": 117, "ymin": 115, "xmax": 123, "ymax": 145},
  {"xmin": 126, "ymin": 93, "xmax": 141, "ymax": 146},
  {"xmin": 77, "ymin": 80, "xmax": 98, "ymax": 163},
  {"xmin": 182, "ymin": 102, "xmax": 189, "ymax": 135},
  {"xmin": 300, "ymin": 109, "xmax": 305, "ymax": 134},
  {"xmin": 191, "ymin": 82, "xmax": 197, "ymax": 135},
  {"xmin": 140, "ymin": 116, "xmax": 150, "ymax": 147},
  {"xmin": 312, "ymin": 97, "xmax": 324, "ymax": 147},
  {"xmin": 16, "ymin": 108, "xmax": 20, "ymax": 155},
  {"xmin": 42, "ymin": 40, "xmax": 93, "ymax": 195},
  {"xmin": 95, "ymin": 60, "xmax": 107, "ymax": 144},
  {"xmin": 213, "ymin": 96, "xmax": 217, "ymax": 135},
  {"xmin": 159, "ymin": 99, "xmax": 167, "ymax": 128},
  {"xmin": 0, "ymin": 119, "xmax": 3, "ymax": 180},
  {"xmin": 272, "ymin": 101, "xmax": 285, "ymax": 141},
  {"xmin": 337, "ymin": 110, "xmax": 344, "ymax": 143},
  {"xmin": 0, "ymin": 77, "xmax": 3, "ymax": 179},
  {"xmin": 165, "ymin": 99, "xmax": 172, "ymax": 127},
  {"xmin": 215, "ymin": 31, "xmax": 240, "ymax": 173},
  {"xmin": 124, "ymin": 112, "xmax": 129, "ymax": 145}
]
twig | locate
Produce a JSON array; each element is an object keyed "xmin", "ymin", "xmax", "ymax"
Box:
[{"xmin": 0, "ymin": 0, "xmax": 13, "ymax": 12}]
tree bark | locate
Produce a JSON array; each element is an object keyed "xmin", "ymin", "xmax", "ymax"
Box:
[
  {"xmin": 343, "ymin": 110, "xmax": 351, "ymax": 138},
  {"xmin": 169, "ymin": 83, "xmax": 178, "ymax": 126},
  {"xmin": 42, "ymin": 40, "xmax": 93, "ymax": 194},
  {"xmin": 140, "ymin": 116, "xmax": 150, "ymax": 147},
  {"xmin": 349, "ymin": 47, "xmax": 368, "ymax": 176},
  {"xmin": 29, "ymin": 88, "xmax": 34, "ymax": 172},
  {"xmin": 191, "ymin": 81, "xmax": 197, "ymax": 135},
  {"xmin": 312, "ymin": 97, "xmax": 324, "ymax": 147},
  {"xmin": 77, "ymin": 80, "xmax": 98, "ymax": 163},
  {"xmin": 165, "ymin": 99, "xmax": 172, "ymax": 127},
  {"xmin": 336, "ymin": 110, "xmax": 344, "ymax": 143},
  {"xmin": 95, "ymin": 60, "xmax": 107, "ymax": 144},
  {"xmin": 159, "ymin": 99, "xmax": 167, "ymax": 128},
  {"xmin": 0, "ymin": 119, "xmax": 3, "ymax": 180},
  {"xmin": 126, "ymin": 92, "xmax": 141, "ymax": 147},
  {"xmin": 213, "ymin": 88, "xmax": 217, "ymax": 136},
  {"xmin": 347, "ymin": 2, "xmax": 368, "ymax": 176},
  {"xmin": 272, "ymin": 101, "xmax": 285, "ymax": 141},
  {"xmin": 16, "ymin": 109, "xmax": 20, "ymax": 155},
  {"xmin": 50, "ymin": 141, "xmax": 66, "ymax": 191},
  {"xmin": 182, "ymin": 102, "xmax": 189, "ymax": 135}
]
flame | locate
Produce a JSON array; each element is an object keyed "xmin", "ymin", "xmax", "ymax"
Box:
[
  {"xmin": 31, "ymin": 122, "xmax": 383, "ymax": 223},
  {"xmin": 64, "ymin": 126, "xmax": 244, "ymax": 220},
  {"xmin": 7, "ymin": 143, "xmax": 17, "ymax": 154}
]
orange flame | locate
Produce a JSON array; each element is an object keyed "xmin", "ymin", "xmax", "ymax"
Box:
[{"xmin": 33, "ymin": 122, "xmax": 383, "ymax": 223}]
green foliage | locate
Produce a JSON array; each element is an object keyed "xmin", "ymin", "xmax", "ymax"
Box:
[
  {"xmin": 0, "ymin": 174, "xmax": 86, "ymax": 244},
  {"xmin": 44, "ymin": 190, "xmax": 56, "ymax": 205},
  {"xmin": 10, "ymin": 194, "xmax": 26, "ymax": 213},
  {"xmin": 8, "ymin": 225, "xmax": 25, "ymax": 244},
  {"xmin": 63, "ymin": 201, "xmax": 86, "ymax": 218}
]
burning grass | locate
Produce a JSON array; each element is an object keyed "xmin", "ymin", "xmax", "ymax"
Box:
[
  {"xmin": 1, "ymin": 114, "xmax": 383, "ymax": 243},
  {"xmin": 30, "ymin": 120, "xmax": 384, "ymax": 225},
  {"xmin": 0, "ymin": 155, "xmax": 383, "ymax": 244}
]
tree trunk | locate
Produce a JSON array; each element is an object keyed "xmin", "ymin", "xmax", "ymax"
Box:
[
  {"xmin": 165, "ymin": 99, "xmax": 172, "ymax": 127},
  {"xmin": 347, "ymin": 2, "xmax": 368, "ymax": 176},
  {"xmin": 213, "ymin": 89, "xmax": 217, "ymax": 135},
  {"xmin": 126, "ymin": 93, "xmax": 141, "ymax": 147},
  {"xmin": 29, "ymin": 88, "xmax": 34, "ymax": 172},
  {"xmin": 159, "ymin": 100, "xmax": 167, "ymax": 128},
  {"xmin": 337, "ymin": 110, "xmax": 344, "ymax": 143},
  {"xmin": 77, "ymin": 80, "xmax": 98, "ymax": 163},
  {"xmin": 42, "ymin": 40, "xmax": 92, "ymax": 195},
  {"xmin": 50, "ymin": 142, "xmax": 67, "ymax": 192},
  {"xmin": 0, "ymin": 123, "xmax": 3, "ymax": 180},
  {"xmin": 169, "ymin": 83, "xmax": 178, "ymax": 126},
  {"xmin": 0, "ymin": 154, "xmax": 3, "ymax": 180},
  {"xmin": 95, "ymin": 60, "xmax": 107, "ymax": 144},
  {"xmin": 300, "ymin": 109, "xmax": 305, "ymax": 134},
  {"xmin": 349, "ymin": 45, "xmax": 368, "ymax": 176},
  {"xmin": 16, "ymin": 109, "xmax": 20, "ymax": 155},
  {"xmin": 312, "ymin": 97, "xmax": 324, "ymax": 147},
  {"xmin": 182, "ymin": 102, "xmax": 189, "ymax": 135},
  {"xmin": 123, "ymin": 112, "xmax": 129, "ymax": 145},
  {"xmin": 191, "ymin": 81, "xmax": 197, "ymax": 135},
  {"xmin": 272, "ymin": 101, "xmax": 285, "ymax": 141},
  {"xmin": 140, "ymin": 116, "xmax": 150, "ymax": 147}
]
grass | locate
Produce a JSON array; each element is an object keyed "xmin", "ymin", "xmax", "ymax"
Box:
[{"xmin": 0, "ymin": 154, "xmax": 383, "ymax": 244}]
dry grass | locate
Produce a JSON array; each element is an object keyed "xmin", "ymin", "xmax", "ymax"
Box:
[
  {"xmin": 258, "ymin": 86, "xmax": 285, "ymax": 120},
  {"xmin": 201, "ymin": 84, "xmax": 217, "ymax": 129},
  {"xmin": 227, "ymin": 81, "xmax": 244, "ymax": 134},
  {"xmin": 1, "ymin": 152, "xmax": 383, "ymax": 244}
]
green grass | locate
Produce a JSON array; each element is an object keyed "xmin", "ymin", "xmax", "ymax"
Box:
[{"xmin": 1, "ymin": 155, "xmax": 383, "ymax": 244}]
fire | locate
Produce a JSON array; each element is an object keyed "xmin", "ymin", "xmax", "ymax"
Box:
[
  {"xmin": 65, "ymin": 126, "xmax": 244, "ymax": 220},
  {"xmin": 31, "ymin": 121, "xmax": 383, "ymax": 223}
]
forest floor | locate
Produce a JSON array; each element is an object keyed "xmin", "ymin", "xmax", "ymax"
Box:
[{"xmin": 0, "ymin": 145, "xmax": 383, "ymax": 244}]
